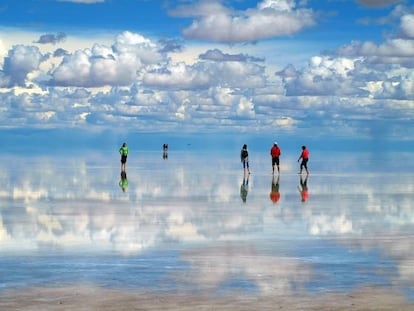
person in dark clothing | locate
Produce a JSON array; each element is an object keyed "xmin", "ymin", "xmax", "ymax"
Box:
[{"xmin": 240, "ymin": 144, "xmax": 250, "ymax": 174}]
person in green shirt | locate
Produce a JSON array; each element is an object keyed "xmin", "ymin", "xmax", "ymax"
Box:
[{"xmin": 119, "ymin": 142, "xmax": 128, "ymax": 172}]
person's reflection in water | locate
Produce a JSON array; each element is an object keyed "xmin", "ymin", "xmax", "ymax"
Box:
[
  {"xmin": 119, "ymin": 171, "xmax": 128, "ymax": 192},
  {"xmin": 270, "ymin": 174, "xmax": 281, "ymax": 204},
  {"xmin": 298, "ymin": 174, "xmax": 309, "ymax": 202},
  {"xmin": 240, "ymin": 171, "xmax": 249, "ymax": 203}
]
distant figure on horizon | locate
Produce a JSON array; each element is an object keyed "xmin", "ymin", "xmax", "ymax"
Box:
[
  {"xmin": 297, "ymin": 145, "xmax": 310, "ymax": 175},
  {"xmin": 119, "ymin": 171, "xmax": 128, "ymax": 192},
  {"xmin": 163, "ymin": 143, "xmax": 168, "ymax": 159},
  {"xmin": 240, "ymin": 144, "xmax": 250, "ymax": 174},
  {"xmin": 270, "ymin": 174, "xmax": 280, "ymax": 204},
  {"xmin": 240, "ymin": 171, "xmax": 249, "ymax": 203},
  {"xmin": 119, "ymin": 142, "xmax": 129, "ymax": 172},
  {"xmin": 270, "ymin": 141, "xmax": 281, "ymax": 174},
  {"xmin": 298, "ymin": 174, "xmax": 309, "ymax": 202}
]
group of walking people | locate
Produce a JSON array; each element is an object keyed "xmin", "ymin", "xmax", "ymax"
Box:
[
  {"xmin": 240, "ymin": 142, "xmax": 310, "ymax": 204},
  {"xmin": 120, "ymin": 141, "xmax": 310, "ymax": 175},
  {"xmin": 240, "ymin": 143, "xmax": 310, "ymax": 175},
  {"xmin": 118, "ymin": 141, "xmax": 310, "ymax": 194}
]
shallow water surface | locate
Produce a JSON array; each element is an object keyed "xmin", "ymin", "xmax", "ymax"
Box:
[{"xmin": 0, "ymin": 150, "xmax": 413, "ymax": 304}]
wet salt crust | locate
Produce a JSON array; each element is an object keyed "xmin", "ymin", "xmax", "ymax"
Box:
[
  {"xmin": 0, "ymin": 150, "xmax": 413, "ymax": 310},
  {"xmin": 1, "ymin": 285, "xmax": 413, "ymax": 310}
]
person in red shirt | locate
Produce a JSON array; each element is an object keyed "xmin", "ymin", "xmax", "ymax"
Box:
[
  {"xmin": 297, "ymin": 145, "xmax": 310, "ymax": 175},
  {"xmin": 270, "ymin": 142, "xmax": 281, "ymax": 174}
]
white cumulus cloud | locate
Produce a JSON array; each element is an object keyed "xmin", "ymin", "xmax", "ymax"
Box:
[
  {"xmin": 51, "ymin": 31, "xmax": 164, "ymax": 87},
  {"xmin": 172, "ymin": 0, "xmax": 316, "ymax": 43},
  {"xmin": 400, "ymin": 14, "xmax": 414, "ymax": 38},
  {"xmin": 1, "ymin": 45, "xmax": 44, "ymax": 87}
]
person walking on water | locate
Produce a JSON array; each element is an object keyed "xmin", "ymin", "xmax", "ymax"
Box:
[
  {"xmin": 162, "ymin": 143, "xmax": 168, "ymax": 160},
  {"xmin": 270, "ymin": 142, "xmax": 281, "ymax": 174},
  {"xmin": 297, "ymin": 145, "xmax": 310, "ymax": 175},
  {"xmin": 119, "ymin": 142, "xmax": 129, "ymax": 172},
  {"xmin": 240, "ymin": 144, "xmax": 250, "ymax": 174}
]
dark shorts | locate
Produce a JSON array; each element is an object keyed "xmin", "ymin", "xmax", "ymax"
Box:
[
  {"xmin": 272, "ymin": 157, "xmax": 280, "ymax": 166},
  {"xmin": 121, "ymin": 155, "xmax": 127, "ymax": 164},
  {"xmin": 301, "ymin": 158, "xmax": 308, "ymax": 168}
]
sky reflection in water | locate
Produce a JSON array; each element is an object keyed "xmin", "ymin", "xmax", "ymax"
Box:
[{"xmin": 0, "ymin": 150, "xmax": 413, "ymax": 299}]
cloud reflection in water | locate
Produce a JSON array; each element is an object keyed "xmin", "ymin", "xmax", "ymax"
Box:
[{"xmin": 0, "ymin": 151, "xmax": 413, "ymax": 297}]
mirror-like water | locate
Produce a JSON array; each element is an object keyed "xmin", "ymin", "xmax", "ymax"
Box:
[{"xmin": 0, "ymin": 150, "xmax": 413, "ymax": 308}]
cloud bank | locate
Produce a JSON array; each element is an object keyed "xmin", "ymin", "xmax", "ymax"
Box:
[{"xmin": 0, "ymin": 0, "xmax": 413, "ymax": 143}]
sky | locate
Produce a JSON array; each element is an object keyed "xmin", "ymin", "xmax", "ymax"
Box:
[{"xmin": 0, "ymin": 0, "xmax": 413, "ymax": 151}]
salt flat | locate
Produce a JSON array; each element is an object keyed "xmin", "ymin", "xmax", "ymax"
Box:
[{"xmin": 0, "ymin": 149, "xmax": 413, "ymax": 310}]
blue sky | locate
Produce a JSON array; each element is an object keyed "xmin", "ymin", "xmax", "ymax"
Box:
[{"xmin": 0, "ymin": 0, "xmax": 413, "ymax": 150}]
